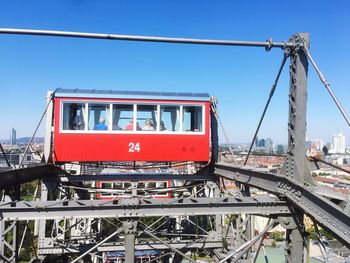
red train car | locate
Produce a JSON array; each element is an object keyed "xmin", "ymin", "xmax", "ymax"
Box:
[{"xmin": 49, "ymin": 89, "xmax": 212, "ymax": 163}]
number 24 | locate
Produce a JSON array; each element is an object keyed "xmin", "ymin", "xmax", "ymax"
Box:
[{"xmin": 128, "ymin": 142, "xmax": 140, "ymax": 152}]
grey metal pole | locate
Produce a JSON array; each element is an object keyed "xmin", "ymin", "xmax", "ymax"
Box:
[
  {"xmin": 0, "ymin": 28, "xmax": 294, "ymax": 49},
  {"xmin": 285, "ymin": 32, "xmax": 310, "ymax": 263},
  {"xmin": 286, "ymin": 33, "xmax": 310, "ymax": 184},
  {"xmin": 124, "ymin": 232, "xmax": 135, "ymax": 263}
]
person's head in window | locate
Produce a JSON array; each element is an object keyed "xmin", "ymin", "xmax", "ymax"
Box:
[
  {"xmin": 94, "ymin": 118, "xmax": 108, "ymax": 130},
  {"xmin": 125, "ymin": 119, "xmax": 134, "ymax": 130},
  {"xmin": 143, "ymin": 119, "xmax": 154, "ymax": 131}
]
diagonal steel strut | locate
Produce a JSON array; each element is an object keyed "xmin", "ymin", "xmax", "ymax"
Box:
[{"xmin": 215, "ymin": 164, "xmax": 350, "ymax": 248}]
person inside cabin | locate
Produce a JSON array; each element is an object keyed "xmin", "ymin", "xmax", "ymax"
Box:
[
  {"xmin": 125, "ymin": 120, "xmax": 141, "ymax": 131},
  {"xmin": 94, "ymin": 118, "xmax": 108, "ymax": 130},
  {"xmin": 143, "ymin": 119, "xmax": 154, "ymax": 131},
  {"xmin": 159, "ymin": 121, "xmax": 167, "ymax": 131},
  {"xmin": 68, "ymin": 103, "xmax": 84, "ymax": 130},
  {"xmin": 125, "ymin": 119, "xmax": 134, "ymax": 130},
  {"xmin": 112, "ymin": 123, "xmax": 121, "ymax": 130}
]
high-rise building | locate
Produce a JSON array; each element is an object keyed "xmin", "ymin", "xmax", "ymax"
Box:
[
  {"xmin": 255, "ymin": 137, "xmax": 259, "ymax": 147},
  {"xmin": 258, "ymin": 139, "xmax": 265, "ymax": 148},
  {"xmin": 265, "ymin": 138, "xmax": 274, "ymax": 153},
  {"xmin": 332, "ymin": 132, "xmax": 345, "ymax": 154},
  {"xmin": 276, "ymin": 144, "xmax": 285, "ymax": 154},
  {"xmin": 10, "ymin": 128, "xmax": 16, "ymax": 145}
]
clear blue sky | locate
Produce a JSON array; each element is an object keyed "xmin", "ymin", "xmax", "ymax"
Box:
[{"xmin": 0, "ymin": 0, "xmax": 349, "ymax": 144}]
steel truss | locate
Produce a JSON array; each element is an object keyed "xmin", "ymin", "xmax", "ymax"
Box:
[
  {"xmin": 0, "ymin": 196, "xmax": 290, "ymax": 220},
  {"xmin": 0, "ymin": 30, "xmax": 349, "ymax": 262},
  {"xmin": 215, "ymin": 164, "xmax": 350, "ymax": 248}
]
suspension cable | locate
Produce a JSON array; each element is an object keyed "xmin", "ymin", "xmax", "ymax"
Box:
[
  {"xmin": 303, "ymin": 44, "xmax": 350, "ymax": 127},
  {"xmin": 244, "ymin": 52, "xmax": 289, "ymax": 166},
  {"xmin": 211, "ymin": 99, "xmax": 237, "ymax": 165},
  {"xmin": 18, "ymin": 93, "xmax": 54, "ymax": 167},
  {"xmin": 307, "ymin": 155, "xmax": 350, "ymax": 175}
]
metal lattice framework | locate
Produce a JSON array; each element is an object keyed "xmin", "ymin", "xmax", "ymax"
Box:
[{"xmin": 0, "ymin": 28, "xmax": 349, "ymax": 263}]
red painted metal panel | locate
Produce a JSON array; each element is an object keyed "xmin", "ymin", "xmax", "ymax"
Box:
[{"xmin": 53, "ymin": 98, "xmax": 211, "ymax": 162}]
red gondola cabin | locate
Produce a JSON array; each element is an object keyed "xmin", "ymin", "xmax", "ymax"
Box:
[{"xmin": 50, "ymin": 89, "xmax": 212, "ymax": 163}]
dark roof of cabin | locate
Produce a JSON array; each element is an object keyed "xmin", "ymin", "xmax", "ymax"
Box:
[{"xmin": 54, "ymin": 88, "xmax": 211, "ymax": 101}]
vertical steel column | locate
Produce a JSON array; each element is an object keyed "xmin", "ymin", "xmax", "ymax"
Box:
[
  {"xmin": 125, "ymin": 233, "xmax": 135, "ymax": 263},
  {"xmin": 0, "ymin": 192, "xmax": 19, "ymax": 262},
  {"xmin": 44, "ymin": 91, "xmax": 54, "ymax": 163},
  {"xmin": 212, "ymin": 182, "xmax": 222, "ymax": 240},
  {"xmin": 286, "ymin": 227, "xmax": 304, "ymax": 263},
  {"xmin": 124, "ymin": 221, "xmax": 136, "ymax": 263},
  {"xmin": 210, "ymin": 98, "xmax": 219, "ymax": 164},
  {"xmin": 285, "ymin": 33, "xmax": 310, "ymax": 263},
  {"xmin": 286, "ymin": 33, "xmax": 309, "ymax": 184},
  {"xmin": 37, "ymin": 183, "xmax": 48, "ymax": 255},
  {"xmin": 0, "ymin": 219, "xmax": 4, "ymax": 261}
]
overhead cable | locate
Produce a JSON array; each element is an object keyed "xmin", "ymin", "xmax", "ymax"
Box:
[
  {"xmin": 303, "ymin": 45, "xmax": 350, "ymax": 127},
  {"xmin": 244, "ymin": 53, "xmax": 289, "ymax": 165}
]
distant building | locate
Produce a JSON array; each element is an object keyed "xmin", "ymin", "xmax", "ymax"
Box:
[
  {"xmin": 255, "ymin": 137, "xmax": 259, "ymax": 147},
  {"xmin": 265, "ymin": 138, "xmax": 274, "ymax": 153},
  {"xmin": 276, "ymin": 144, "xmax": 285, "ymax": 154},
  {"xmin": 10, "ymin": 128, "xmax": 16, "ymax": 145},
  {"xmin": 258, "ymin": 139, "xmax": 265, "ymax": 148},
  {"xmin": 332, "ymin": 132, "xmax": 345, "ymax": 154},
  {"xmin": 312, "ymin": 139, "xmax": 324, "ymax": 151},
  {"xmin": 305, "ymin": 140, "xmax": 312, "ymax": 154}
]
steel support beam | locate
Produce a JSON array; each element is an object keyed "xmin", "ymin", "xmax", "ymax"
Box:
[
  {"xmin": 0, "ymin": 164, "xmax": 63, "ymax": 190},
  {"xmin": 285, "ymin": 32, "xmax": 310, "ymax": 262},
  {"xmin": 286, "ymin": 32, "xmax": 312, "ymax": 185},
  {"xmin": 97, "ymin": 241, "xmax": 223, "ymax": 252},
  {"xmin": 124, "ymin": 221, "xmax": 136, "ymax": 263},
  {"xmin": 0, "ymin": 197, "xmax": 290, "ymax": 220},
  {"xmin": 215, "ymin": 164, "xmax": 350, "ymax": 248},
  {"xmin": 62, "ymin": 173, "xmax": 217, "ymax": 182}
]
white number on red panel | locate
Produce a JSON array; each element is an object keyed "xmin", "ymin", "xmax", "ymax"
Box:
[{"xmin": 128, "ymin": 142, "xmax": 140, "ymax": 152}]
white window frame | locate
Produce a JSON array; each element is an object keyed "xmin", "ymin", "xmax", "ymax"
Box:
[{"xmin": 59, "ymin": 100, "xmax": 205, "ymax": 135}]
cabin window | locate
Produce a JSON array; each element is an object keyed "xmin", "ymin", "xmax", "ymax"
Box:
[
  {"xmin": 113, "ymin": 104, "xmax": 134, "ymax": 131},
  {"xmin": 61, "ymin": 101, "xmax": 204, "ymax": 134},
  {"xmin": 124, "ymin": 182, "xmax": 131, "ymax": 188},
  {"xmin": 156, "ymin": 182, "xmax": 167, "ymax": 188},
  {"xmin": 183, "ymin": 106, "xmax": 203, "ymax": 132},
  {"xmin": 88, "ymin": 104, "xmax": 111, "ymax": 130},
  {"xmin": 160, "ymin": 105, "xmax": 180, "ymax": 132},
  {"xmin": 137, "ymin": 105, "xmax": 158, "ymax": 131},
  {"xmin": 114, "ymin": 182, "xmax": 123, "ymax": 188},
  {"xmin": 62, "ymin": 103, "xmax": 86, "ymax": 130},
  {"xmin": 145, "ymin": 182, "xmax": 156, "ymax": 188},
  {"xmin": 101, "ymin": 182, "xmax": 111, "ymax": 189}
]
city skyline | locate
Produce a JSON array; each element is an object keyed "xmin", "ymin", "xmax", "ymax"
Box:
[
  {"xmin": 2, "ymin": 127, "xmax": 349, "ymax": 147},
  {"xmin": 0, "ymin": 1, "xmax": 349, "ymax": 143}
]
